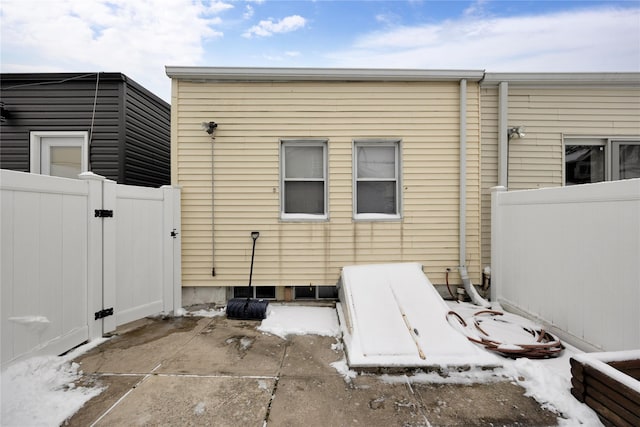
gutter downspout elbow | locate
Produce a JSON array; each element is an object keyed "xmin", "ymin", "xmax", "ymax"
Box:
[{"xmin": 459, "ymin": 265, "xmax": 490, "ymax": 308}]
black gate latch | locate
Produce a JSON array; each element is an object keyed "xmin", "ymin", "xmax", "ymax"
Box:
[
  {"xmin": 95, "ymin": 209, "xmax": 113, "ymax": 218},
  {"xmin": 95, "ymin": 307, "xmax": 114, "ymax": 320}
]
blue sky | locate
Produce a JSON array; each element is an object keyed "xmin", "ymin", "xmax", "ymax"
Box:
[{"xmin": 2, "ymin": 0, "xmax": 639, "ymax": 102}]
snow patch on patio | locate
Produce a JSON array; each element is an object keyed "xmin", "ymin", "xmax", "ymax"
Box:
[
  {"xmin": 1, "ymin": 338, "xmax": 108, "ymax": 426},
  {"xmin": 257, "ymin": 305, "xmax": 340, "ymax": 339}
]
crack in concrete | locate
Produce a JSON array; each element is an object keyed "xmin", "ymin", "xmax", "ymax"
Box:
[{"xmin": 262, "ymin": 340, "xmax": 290, "ymax": 426}]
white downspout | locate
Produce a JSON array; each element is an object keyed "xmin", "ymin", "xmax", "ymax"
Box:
[
  {"xmin": 459, "ymin": 79, "xmax": 490, "ymax": 307},
  {"xmin": 498, "ymin": 81, "xmax": 509, "ymax": 188}
]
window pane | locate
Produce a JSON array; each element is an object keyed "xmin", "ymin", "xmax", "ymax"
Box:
[
  {"xmin": 318, "ymin": 286, "xmax": 338, "ymax": 299},
  {"xmin": 285, "ymin": 146, "xmax": 323, "ymax": 179},
  {"xmin": 619, "ymin": 144, "xmax": 640, "ymax": 179},
  {"xmin": 233, "ymin": 287, "xmax": 253, "ymax": 298},
  {"xmin": 357, "ymin": 181, "xmax": 396, "ymax": 214},
  {"xmin": 294, "ymin": 286, "xmax": 316, "ymax": 299},
  {"xmin": 565, "ymin": 145, "xmax": 605, "ymax": 185},
  {"xmin": 284, "ymin": 181, "xmax": 324, "ymax": 214},
  {"xmin": 357, "ymin": 146, "xmax": 395, "ymax": 178},
  {"xmin": 255, "ymin": 286, "xmax": 276, "ymax": 299},
  {"xmin": 50, "ymin": 146, "xmax": 81, "ymax": 179}
]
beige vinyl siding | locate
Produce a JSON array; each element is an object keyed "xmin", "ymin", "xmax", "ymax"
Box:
[
  {"xmin": 507, "ymin": 86, "xmax": 640, "ymax": 190},
  {"xmin": 173, "ymin": 80, "xmax": 482, "ymax": 288},
  {"xmin": 480, "ymin": 84, "xmax": 640, "ymax": 268},
  {"xmin": 480, "ymin": 86, "xmax": 499, "ymax": 269}
]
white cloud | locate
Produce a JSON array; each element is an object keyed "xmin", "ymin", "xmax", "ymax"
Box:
[
  {"xmin": 327, "ymin": 6, "xmax": 640, "ymax": 72},
  {"xmin": 375, "ymin": 13, "xmax": 401, "ymax": 27},
  {"xmin": 243, "ymin": 15, "xmax": 306, "ymax": 38},
  {"xmin": 463, "ymin": 0, "xmax": 490, "ymax": 18},
  {"xmin": 207, "ymin": 1, "xmax": 233, "ymax": 14},
  {"xmin": 0, "ymin": 0, "xmax": 231, "ymax": 101},
  {"xmin": 244, "ymin": 5, "xmax": 255, "ymax": 20}
]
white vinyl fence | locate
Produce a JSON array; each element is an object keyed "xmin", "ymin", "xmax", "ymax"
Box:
[
  {"xmin": 491, "ymin": 179, "xmax": 640, "ymax": 352},
  {"xmin": 1, "ymin": 170, "xmax": 181, "ymax": 368}
]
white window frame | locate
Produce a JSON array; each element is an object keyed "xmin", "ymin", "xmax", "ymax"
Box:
[
  {"xmin": 352, "ymin": 138, "xmax": 402, "ymax": 221},
  {"xmin": 563, "ymin": 136, "xmax": 640, "ymax": 184},
  {"xmin": 30, "ymin": 131, "xmax": 89, "ymax": 177},
  {"xmin": 612, "ymin": 139, "xmax": 640, "ymax": 180},
  {"xmin": 280, "ymin": 139, "xmax": 328, "ymax": 221}
]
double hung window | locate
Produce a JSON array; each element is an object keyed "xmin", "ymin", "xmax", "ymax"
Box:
[
  {"xmin": 564, "ymin": 138, "xmax": 640, "ymax": 185},
  {"xmin": 353, "ymin": 139, "xmax": 401, "ymax": 219},
  {"xmin": 281, "ymin": 140, "xmax": 328, "ymax": 219}
]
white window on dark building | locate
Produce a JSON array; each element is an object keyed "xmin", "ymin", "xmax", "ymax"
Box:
[{"xmin": 30, "ymin": 131, "xmax": 89, "ymax": 179}]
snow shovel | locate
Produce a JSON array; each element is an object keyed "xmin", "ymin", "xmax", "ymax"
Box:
[{"xmin": 226, "ymin": 231, "xmax": 269, "ymax": 320}]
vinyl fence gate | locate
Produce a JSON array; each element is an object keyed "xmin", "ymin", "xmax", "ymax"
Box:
[{"xmin": 1, "ymin": 170, "xmax": 182, "ymax": 369}]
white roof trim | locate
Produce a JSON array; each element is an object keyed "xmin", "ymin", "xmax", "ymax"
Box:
[
  {"xmin": 165, "ymin": 66, "xmax": 486, "ymax": 82},
  {"xmin": 482, "ymin": 72, "xmax": 640, "ymax": 86}
]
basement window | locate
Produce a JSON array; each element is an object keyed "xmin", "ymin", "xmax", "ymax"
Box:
[
  {"xmin": 233, "ymin": 286, "xmax": 276, "ymax": 299},
  {"xmin": 564, "ymin": 138, "xmax": 640, "ymax": 185},
  {"xmin": 293, "ymin": 286, "xmax": 338, "ymax": 300}
]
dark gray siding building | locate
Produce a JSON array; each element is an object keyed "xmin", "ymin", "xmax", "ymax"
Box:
[{"xmin": 0, "ymin": 72, "xmax": 170, "ymax": 187}]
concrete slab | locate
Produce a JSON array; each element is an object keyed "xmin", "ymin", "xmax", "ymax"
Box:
[
  {"xmin": 158, "ymin": 318, "xmax": 286, "ymax": 376},
  {"xmin": 75, "ymin": 316, "xmax": 209, "ymax": 374},
  {"xmin": 268, "ymin": 375, "xmax": 429, "ymax": 426},
  {"xmin": 90, "ymin": 375, "xmax": 274, "ymax": 426},
  {"xmin": 279, "ymin": 335, "xmax": 343, "ymax": 377},
  {"xmin": 412, "ymin": 381, "xmax": 559, "ymax": 426},
  {"xmin": 64, "ymin": 375, "xmax": 142, "ymax": 426},
  {"xmin": 66, "ymin": 314, "xmax": 560, "ymax": 426}
]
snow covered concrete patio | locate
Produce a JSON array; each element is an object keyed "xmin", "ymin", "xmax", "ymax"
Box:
[{"xmin": 1, "ymin": 304, "xmax": 602, "ymax": 426}]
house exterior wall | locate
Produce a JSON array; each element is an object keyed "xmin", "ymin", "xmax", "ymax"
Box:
[
  {"xmin": 171, "ymin": 79, "xmax": 482, "ymax": 290},
  {"xmin": 0, "ymin": 73, "xmax": 170, "ymax": 187},
  {"xmin": 123, "ymin": 78, "xmax": 171, "ymax": 187},
  {"xmin": 480, "ymin": 82, "xmax": 640, "ymax": 268},
  {"xmin": 0, "ymin": 73, "xmax": 121, "ymax": 176}
]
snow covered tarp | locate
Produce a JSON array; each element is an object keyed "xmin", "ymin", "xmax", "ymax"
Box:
[{"xmin": 337, "ymin": 262, "xmax": 500, "ymax": 368}]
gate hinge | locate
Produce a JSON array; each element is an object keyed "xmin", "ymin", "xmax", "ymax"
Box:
[
  {"xmin": 94, "ymin": 307, "xmax": 114, "ymax": 320},
  {"xmin": 170, "ymin": 228, "xmax": 179, "ymax": 238},
  {"xmin": 95, "ymin": 209, "xmax": 113, "ymax": 218}
]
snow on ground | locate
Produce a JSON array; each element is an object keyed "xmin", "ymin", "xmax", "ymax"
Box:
[
  {"xmin": 175, "ymin": 306, "xmax": 226, "ymax": 318},
  {"xmin": 1, "ymin": 303, "xmax": 605, "ymax": 426},
  {"xmin": 1, "ymin": 338, "xmax": 107, "ymax": 427},
  {"xmin": 258, "ymin": 304, "xmax": 341, "ymax": 339}
]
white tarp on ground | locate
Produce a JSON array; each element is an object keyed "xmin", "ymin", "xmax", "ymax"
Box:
[{"xmin": 337, "ymin": 262, "xmax": 500, "ymax": 368}]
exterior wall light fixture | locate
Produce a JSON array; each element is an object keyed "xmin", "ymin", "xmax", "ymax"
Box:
[
  {"xmin": 201, "ymin": 121, "xmax": 218, "ymax": 135},
  {"xmin": 508, "ymin": 126, "xmax": 526, "ymax": 140}
]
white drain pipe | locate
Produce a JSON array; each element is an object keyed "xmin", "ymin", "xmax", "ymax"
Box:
[
  {"xmin": 459, "ymin": 79, "xmax": 490, "ymax": 307},
  {"xmin": 498, "ymin": 81, "xmax": 509, "ymax": 188}
]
